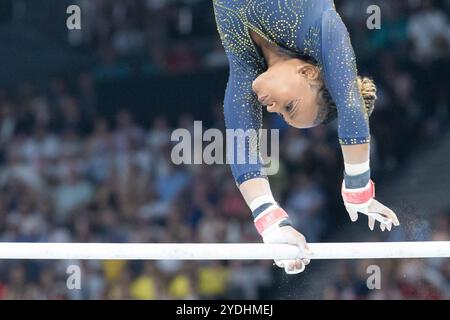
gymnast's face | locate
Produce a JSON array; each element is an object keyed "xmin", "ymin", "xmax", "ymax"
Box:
[{"xmin": 252, "ymin": 60, "xmax": 322, "ymax": 128}]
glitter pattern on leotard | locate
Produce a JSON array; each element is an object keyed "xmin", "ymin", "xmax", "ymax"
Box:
[{"xmin": 213, "ymin": 0, "xmax": 370, "ymax": 185}]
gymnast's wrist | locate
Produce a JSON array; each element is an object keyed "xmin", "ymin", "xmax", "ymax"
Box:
[
  {"xmin": 342, "ymin": 161, "xmax": 374, "ymax": 205},
  {"xmin": 343, "ymin": 160, "xmax": 370, "ymax": 189},
  {"xmin": 249, "ymin": 195, "xmax": 291, "ymax": 235},
  {"xmin": 342, "ymin": 178, "xmax": 375, "ymax": 206}
]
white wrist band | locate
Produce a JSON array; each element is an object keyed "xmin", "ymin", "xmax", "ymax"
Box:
[
  {"xmin": 344, "ymin": 160, "xmax": 370, "ymax": 176},
  {"xmin": 249, "ymin": 195, "xmax": 276, "ymax": 212}
]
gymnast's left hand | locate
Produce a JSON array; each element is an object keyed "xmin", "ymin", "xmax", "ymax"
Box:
[{"xmin": 342, "ymin": 180, "xmax": 400, "ymax": 231}]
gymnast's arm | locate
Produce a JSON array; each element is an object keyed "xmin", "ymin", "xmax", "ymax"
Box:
[
  {"xmin": 223, "ymin": 53, "xmax": 310, "ymax": 273},
  {"xmin": 320, "ymin": 9, "xmax": 370, "ymax": 163},
  {"xmin": 219, "ymin": 53, "xmax": 271, "ymax": 205},
  {"xmin": 222, "ymin": 55, "xmax": 284, "ymax": 207},
  {"xmin": 319, "ymin": 9, "xmax": 399, "ymax": 229},
  {"xmin": 222, "ymin": 57, "xmax": 266, "ymax": 192}
]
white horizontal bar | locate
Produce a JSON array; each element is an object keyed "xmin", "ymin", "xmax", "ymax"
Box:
[
  {"xmin": 308, "ymin": 241, "xmax": 450, "ymax": 259},
  {"xmin": 0, "ymin": 242, "xmax": 448, "ymax": 260}
]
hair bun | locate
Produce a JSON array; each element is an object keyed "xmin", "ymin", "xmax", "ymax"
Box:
[{"xmin": 357, "ymin": 76, "xmax": 377, "ymax": 117}]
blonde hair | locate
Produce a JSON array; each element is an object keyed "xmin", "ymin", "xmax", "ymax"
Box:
[{"xmin": 315, "ymin": 76, "xmax": 377, "ymax": 125}]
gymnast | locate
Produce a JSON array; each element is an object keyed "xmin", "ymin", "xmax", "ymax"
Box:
[{"xmin": 212, "ymin": 0, "xmax": 400, "ymax": 274}]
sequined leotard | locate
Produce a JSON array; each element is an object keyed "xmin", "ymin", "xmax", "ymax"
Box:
[{"xmin": 213, "ymin": 0, "xmax": 370, "ymax": 185}]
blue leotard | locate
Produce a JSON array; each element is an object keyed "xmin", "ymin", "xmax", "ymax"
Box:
[{"xmin": 213, "ymin": 0, "xmax": 370, "ymax": 185}]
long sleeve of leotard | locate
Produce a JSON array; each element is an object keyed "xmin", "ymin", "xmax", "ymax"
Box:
[
  {"xmin": 317, "ymin": 9, "xmax": 370, "ymax": 145},
  {"xmin": 222, "ymin": 56, "xmax": 267, "ymax": 185},
  {"xmin": 213, "ymin": 1, "xmax": 269, "ymax": 185}
]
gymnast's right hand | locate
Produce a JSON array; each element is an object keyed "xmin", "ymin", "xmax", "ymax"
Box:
[{"xmin": 254, "ymin": 206, "xmax": 311, "ymax": 274}]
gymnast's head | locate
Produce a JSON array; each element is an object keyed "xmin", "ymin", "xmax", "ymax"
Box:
[{"xmin": 251, "ymin": 58, "xmax": 377, "ymax": 128}]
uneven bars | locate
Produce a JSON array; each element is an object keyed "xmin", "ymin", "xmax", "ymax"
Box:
[{"xmin": 0, "ymin": 242, "xmax": 448, "ymax": 260}]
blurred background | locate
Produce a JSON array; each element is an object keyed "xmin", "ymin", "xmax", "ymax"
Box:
[{"xmin": 0, "ymin": 0, "xmax": 449, "ymax": 299}]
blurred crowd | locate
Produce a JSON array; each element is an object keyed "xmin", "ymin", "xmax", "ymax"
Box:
[
  {"xmin": 0, "ymin": 0, "xmax": 448, "ymax": 299},
  {"xmin": 78, "ymin": 0, "xmax": 225, "ymax": 77},
  {"xmin": 0, "ymin": 93, "xmax": 268, "ymax": 299},
  {"xmin": 324, "ymin": 209, "xmax": 450, "ymax": 299}
]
